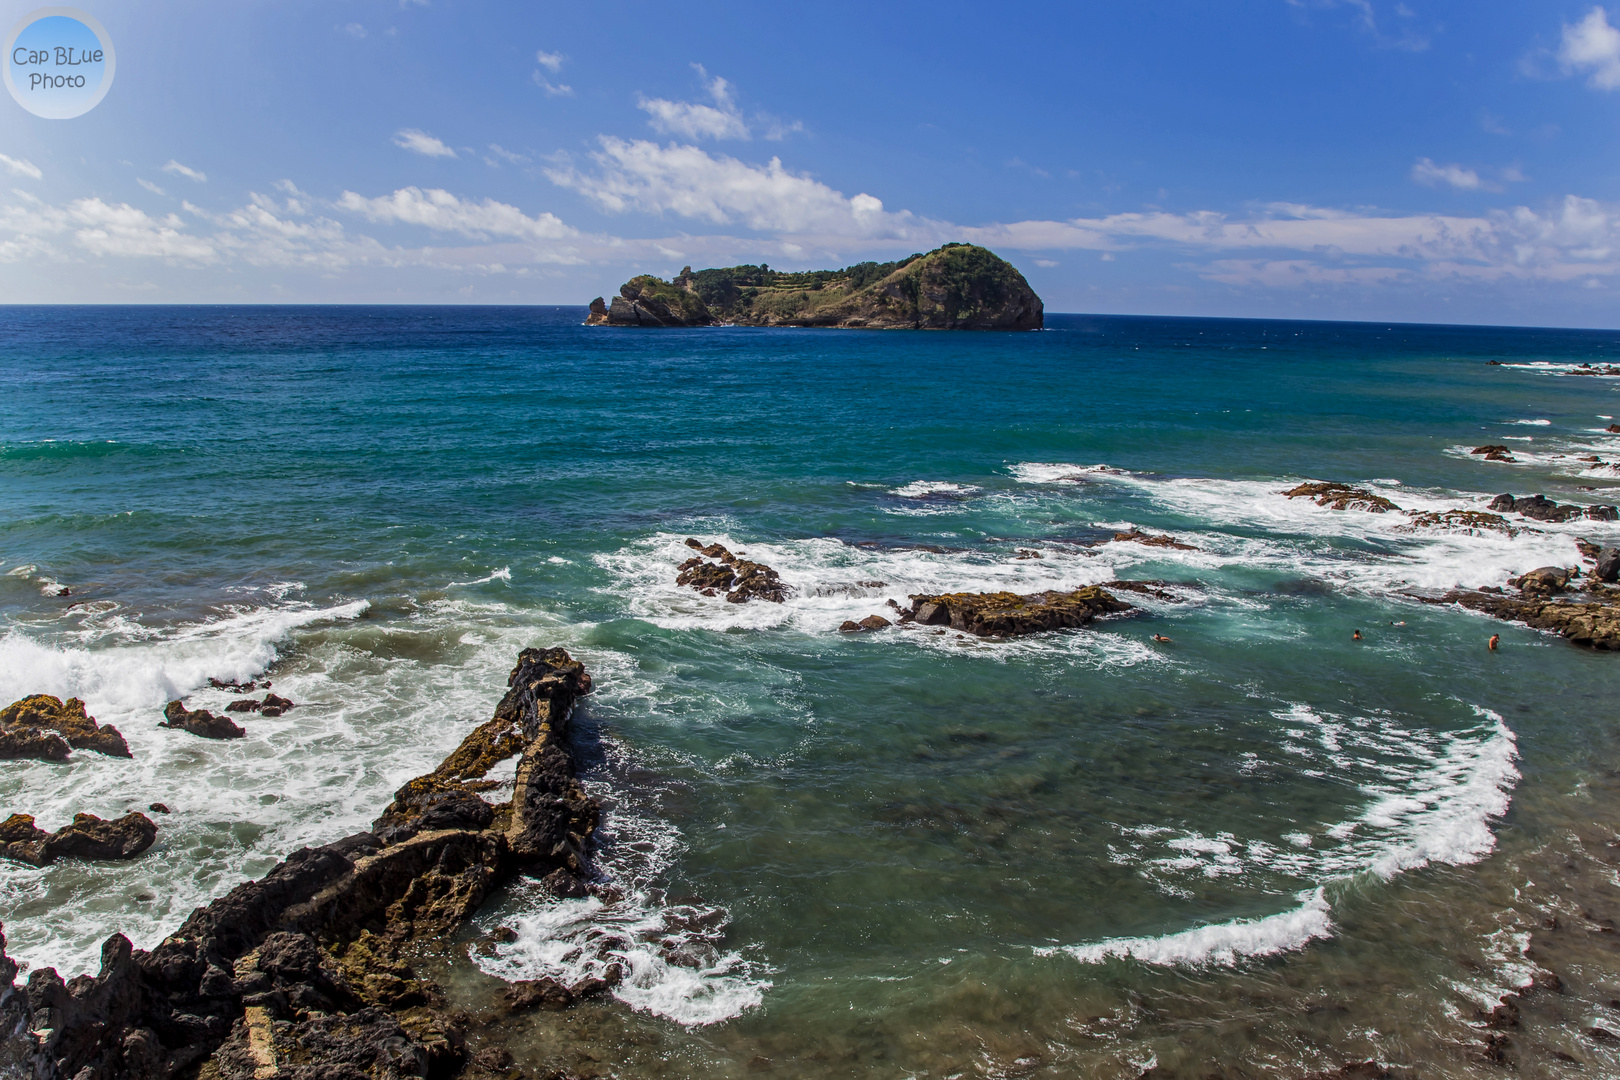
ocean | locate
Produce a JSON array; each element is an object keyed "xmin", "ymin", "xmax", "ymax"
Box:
[{"xmin": 3, "ymin": 306, "xmax": 1620, "ymax": 1077}]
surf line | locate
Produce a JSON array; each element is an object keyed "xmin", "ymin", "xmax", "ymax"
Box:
[{"xmin": 1039, "ymin": 708, "xmax": 1519, "ymax": 969}]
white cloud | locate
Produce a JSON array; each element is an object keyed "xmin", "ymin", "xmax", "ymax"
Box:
[
  {"xmin": 546, "ymin": 137, "xmax": 937, "ymax": 240},
  {"xmin": 161, "ymin": 160, "xmax": 207, "ymax": 183},
  {"xmin": 335, "ymin": 186, "xmax": 576, "ymax": 242},
  {"xmin": 638, "ymin": 66, "xmax": 751, "ymax": 140},
  {"xmin": 392, "ymin": 129, "xmax": 457, "ymax": 158},
  {"xmin": 0, "ymin": 154, "xmax": 41, "ymax": 180},
  {"xmin": 340, "ymin": 22, "xmax": 366, "ymax": 39},
  {"xmin": 533, "ymin": 71, "xmax": 574, "ymax": 97},
  {"xmin": 535, "ymin": 50, "xmax": 565, "ymax": 74},
  {"xmin": 0, "ymin": 194, "xmax": 217, "ymax": 263},
  {"xmin": 1288, "ymin": 0, "xmax": 1430, "ymax": 51},
  {"xmin": 485, "ymin": 144, "xmax": 529, "ymax": 167},
  {"xmin": 1560, "ymin": 7, "xmax": 1620, "ymax": 89},
  {"xmin": 1411, "ymin": 157, "xmax": 1485, "ymax": 190},
  {"xmin": 137, "ymin": 178, "xmax": 165, "ymax": 195}
]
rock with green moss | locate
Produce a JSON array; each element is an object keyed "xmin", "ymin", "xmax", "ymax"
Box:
[{"xmin": 589, "ymin": 243, "xmax": 1043, "ymax": 330}]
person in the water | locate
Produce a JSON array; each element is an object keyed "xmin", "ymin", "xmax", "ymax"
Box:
[
  {"xmin": 1489, "ymin": 633, "xmax": 1500, "ymax": 651},
  {"xmin": 1353, "ymin": 629, "xmax": 1362, "ymax": 640},
  {"xmin": 1152, "ymin": 633, "xmax": 1171, "ymax": 643}
]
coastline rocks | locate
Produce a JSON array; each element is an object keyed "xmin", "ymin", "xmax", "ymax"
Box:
[
  {"xmin": 839, "ymin": 615, "xmax": 893, "ymax": 633},
  {"xmin": 0, "ymin": 646, "xmax": 600, "ymax": 1079},
  {"xmin": 604, "ymin": 277, "xmax": 717, "ymax": 327},
  {"xmin": 1471, "ymin": 445, "xmax": 1517, "ymax": 462},
  {"xmin": 0, "ymin": 694, "xmax": 131, "ymax": 760},
  {"xmin": 1508, "ymin": 566, "xmax": 1573, "ymax": 596},
  {"xmin": 585, "ymin": 296, "xmax": 609, "ymax": 325},
  {"xmin": 225, "ymin": 693, "xmax": 296, "ymax": 716},
  {"xmin": 1487, "ymin": 493, "xmax": 1619, "ymax": 522},
  {"xmin": 1109, "ymin": 529, "xmax": 1197, "ymax": 550},
  {"xmin": 1597, "ymin": 547, "xmax": 1620, "ymax": 583},
  {"xmin": 162, "ymin": 701, "xmax": 246, "ymax": 740},
  {"xmin": 1435, "ymin": 585, "xmax": 1620, "ymax": 649},
  {"xmin": 1283, "ymin": 482, "xmax": 1400, "ymax": 513},
  {"xmin": 1398, "ymin": 509, "xmax": 1518, "ymax": 535},
  {"xmin": 677, "ymin": 538, "xmax": 788, "ymax": 603},
  {"xmin": 906, "ymin": 586, "xmax": 1131, "ymax": 637},
  {"xmin": 0, "ymin": 811, "xmax": 157, "ymax": 867}
]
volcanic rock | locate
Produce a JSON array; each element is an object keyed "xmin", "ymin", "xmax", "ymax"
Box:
[
  {"xmin": 162, "ymin": 701, "xmax": 246, "ymax": 740},
  {"xmin": 585, "ymin": 296, "xmax": 609, "ymax": 325},
  {"xmin": 676, "ymin": 538, "xmax": 787, "ymax": 603},
  {"xmin": 1472, "ymin": 445, "xmax": 1510, "ymax": 456},
  {"xmin": 0, "ymin": 811, "xmax": 157, "ymax": 867},
  {"xmin": 1110, "ymin": 529, "xmax": 1197, "ymax": 550},
  {"xmin": 1283, "ymin": 482, "xmax": 1400, "ymax": 513},
  {"xmin": 0, "ymin": 694, "xmax": 131, "ymax": 759},
  {"xmin": 0, "ymin": 645, "xmax": 602, "ymax": 1078},
  {"xmin": 1399, "ymin": 509, "xmax": 1518, "ymax": 536},
  {"xmin": 604, "ymin": 276, "xmax": 717, "ymax": 327},
  {"xmin": 1510, "ymin": 566, "xmax": 1573, "ymax": 595},
  {"xmin": 1435, "ymin": 586, "xmax": 1620, "ymax": 650},
  {"xmin": 1599, "ymin": 548, "xmax": 1620, "ymax": 583},
  {"xmin": 907, "ymin": 586, "xmax": 1131, "ymax": 637}
]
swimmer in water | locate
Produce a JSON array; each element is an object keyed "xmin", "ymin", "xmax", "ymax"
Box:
[
  {"xmin": 1489, "ymin": 633, "xmax": 1500, "ymax": 651},
  {"xmin": 1391, "ymin": 620, "xmax": 1406, "ymax": 627},
  {"xmin": 1152, "ymin": 634, "xmax": 1171, "ymax": 643},
  {"xmin": 1353, "ymin": 629, "xmax": 1362, "ymax": 640}
]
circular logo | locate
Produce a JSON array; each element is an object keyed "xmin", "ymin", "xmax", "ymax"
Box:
[{"xmin": 4, "ymin": 8, "xmax": 114, "ymax": 119}]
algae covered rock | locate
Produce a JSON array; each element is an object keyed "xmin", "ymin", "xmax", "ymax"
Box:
[
  {"xmin": 604, "ymin": 275, "xmax": 717, "ymax": 326},
  {"xmin": 0, "ymin": 694, "xmax": 130, "ymax": 760},
  {"xmin": 907, "ymin": 586, "xmax": 1132, "ymax": 637}
]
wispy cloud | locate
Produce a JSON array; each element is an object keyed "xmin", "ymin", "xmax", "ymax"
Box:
[
  {"xmin": 546, "ymin": 136, "xmax": 932, "ymax": 239},
  {"xmin": 137, "ymin": 178, "xmax": 165, "ymax": 195},
  {"xmin": 162, "ymin": 160, "xmax": 207, "ymax": 183},
  {"xmin": 1411, "ymin": 157, "xmax": 1486, "ymax": 190},
  {"xmin": 339, "ymin": 22, "xmax": 366, "ymax": 39},
  {"xmin": 533, "ymin": 49, "xmax": 573, "ymax": 96},
  {"xmin": 0, "ymin": 154, "xmax": 41, "ymax": 180},
  {"xmin": 1287, "ymin": 0, "xmax": 1430, "ymax": 51},
  {"xmin": 1559, "ymin": 7, "xmax": 1620, "ymax": 89},
  {"xmin": 392, "ymin": 129, "xmax": 457, "ymax": 158},
  {"xmin": 638, "ymin": 65, "xmax": 751, "ymax": 141},
  {"xmin": 485, "ymin": 144, "xmax": 529, "ymax": 167},
  {"xmin": 335, "ymin": 186, "xmax": 576, "ymax": 241}
]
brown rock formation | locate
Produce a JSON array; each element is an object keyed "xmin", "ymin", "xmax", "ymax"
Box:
[
  {"xmin": 906, "ymin": 586, "xmax": 1132, "ymax": 637},
  {"xmin": 1283, "ymin": 482, "xmax": 1400, "ymax": 513},
  {"xmin": 0, "ymin": 811, "xmax": 157, "ymax": 867},
  {"xmin": 0, "ymin": 694, "xmax": 131, "ymax": 760},
  {"xmin": 162, "ymin": 701, "xmax": 246, "ymax": 740},
  {"xmin": 676, "ymin": 538, "xmax": 788, "ymax": 603},
  {"xmin": 1432, "ymin": 583, "xmax": 1620, "ymax": 649},
  {"xmin": 1110, "ymin": 528, "xmax": 1198, "ymax": 550}
]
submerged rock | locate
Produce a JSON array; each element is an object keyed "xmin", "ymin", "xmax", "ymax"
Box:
[
  {"xmin": 0, "ymin": 811, "xmax": 156, "ymax": 867},
  {"xmin": 0, "ymin": 694, "xmax": 131, "ymax": 760},
  {"xmin": 906, "ymin": 586, "xmax": 1131, "ymax": 637},
  {"xmin": 1486, "ymin": 493, "xmax": 1618, "ymax": 523},
  {"xmin": 1283, "ymin": 482, "xmax": 1400, "ymax": 513},
  {"xmin": 1398, "ymin": 509, "xmax": 1519, "ymax": 536},
  {"xmin": 162, "ymin": 700, "xmax": 246, "ymax": 740}
]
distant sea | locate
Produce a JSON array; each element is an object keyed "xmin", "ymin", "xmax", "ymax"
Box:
[{"xmin": 5, "ymin": 306, "xmax": 1620, "ymax": 1077}]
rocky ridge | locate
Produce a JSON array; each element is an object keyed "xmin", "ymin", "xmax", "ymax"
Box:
[
  {"xmin": 587, "ymin": 243, "xmax": 1043, "ymax": 330},
  {"xmin": 0, "ymin": 646, "xmax": 600, "ymax": 1080},
  {"xmin": 676, "ymin": 538, "xmax": 787, "ymax": 603}
]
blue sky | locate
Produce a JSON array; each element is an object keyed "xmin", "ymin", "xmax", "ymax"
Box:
[{"xmin": 1, "ymin": 1, "xmax": 1619, "ymax": 325}]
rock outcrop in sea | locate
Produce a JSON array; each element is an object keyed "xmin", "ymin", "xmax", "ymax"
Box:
[
  {"xmin": 676, "ymin": 538, "xmax": 788, "ymax": 603},
  {"xmin": 0, "ymin": 646, "xmax": 599, "ymax": 1079},
  {"xmin": 903, "ymin": 586, "xmax": 1132, "ymax": 637},
  {"xmin": 0, "ymin": 811, "xmax": 157, "ymax": 867},
  {"xmin": 587, "ymin": 243, "xmax": 1044, "ymax": 330},
  {"xmin": 0, "ymin": 695, "xmax": 131, "ymax": 761}
]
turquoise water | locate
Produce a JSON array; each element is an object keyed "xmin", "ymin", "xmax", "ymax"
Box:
[{"xmin": 5, "ymin": 308, "xmax": 1620, "ymax": 1076}]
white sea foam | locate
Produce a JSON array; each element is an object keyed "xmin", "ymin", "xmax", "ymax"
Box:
[
  {"xmin": 1055, "ymin": 706, "xmax": 1518, "ymax": 970},
  {"xmin": 1510, "ymin": 419, "xmax": 1553, "ymax": 426},
  {"xmin": 889, "ymin": 481, "xmax": 982, "ymax": 498},
  {"xmin": 474, "ymin": 786, "xmax": 769, "ymax": 1026},
  {"xmin": 1041, "ymin": 888, "xmax": 1333, "ymax": 967},
  {"xmin": 447, "ymin": 567, "xmax": 512, "ymax": 587},
  {"xmin": 1006, "ymin": 462, "xmax": 1126, "ymax": 484},
  {"xmin": 0, "ymin": 596, "xmax": 568, "ymax": 977}
]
